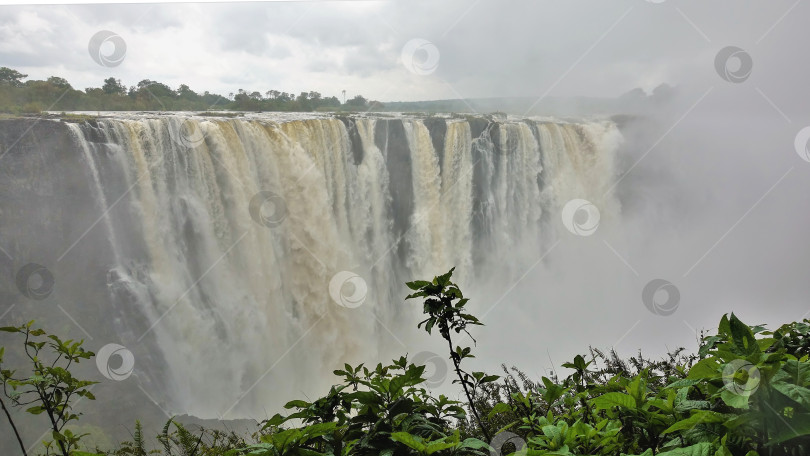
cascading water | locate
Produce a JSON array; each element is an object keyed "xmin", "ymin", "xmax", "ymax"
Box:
[{"xmin": 0, "ymin": 112, "xmax": 621, "ymax": 419}]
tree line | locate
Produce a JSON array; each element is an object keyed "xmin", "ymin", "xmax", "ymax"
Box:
[{"xmin": 0, "ymin": 67, "xmax": 382, "ymax": 114}]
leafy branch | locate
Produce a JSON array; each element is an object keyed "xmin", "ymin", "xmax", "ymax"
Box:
[
  {"xmin": 406, "ymin": 268, "xmax": 498, "ymax": 443},
  {"xmin": 0, "ymin": 321, "xmax": 97, "ymax": 456}
]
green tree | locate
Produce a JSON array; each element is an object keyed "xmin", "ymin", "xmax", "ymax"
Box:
[
  {"xmin": 345, "ymin": 95, "xmax": 367, "ymax": 108},
  {"xmin": 135, "ymin": 79, "xmax": 174, "ymax": 98},
  {"xmin": 46, "ymin": 76, "xmax": 72, "ymax": 89},
  {"xmin": 0, "ymin": 67, "xmax": 27, "ymax": 86},
  {"xmin": 175, "ymin": 84, "xmax": 197, "ymax": 99},
  {"xmin": 322, "ymin": 96, "xmax": 341, "ymax": 107},
  {"xmin": 102, "ymin": 77, "xmax": 126, "ymax": 95}
]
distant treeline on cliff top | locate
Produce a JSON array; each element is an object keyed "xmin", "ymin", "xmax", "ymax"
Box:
[
  {"xmin": 0, "ymin": 67, "xmax": 386, "ymax": 114},
  {"xmin": 0, "ymin": 66, "xmax": 673, "ymax": 117}
]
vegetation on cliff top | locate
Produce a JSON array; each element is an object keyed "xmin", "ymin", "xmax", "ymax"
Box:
[{"xmin": 0, "ymin": 67, "xmax": 383, "ymax": 115}]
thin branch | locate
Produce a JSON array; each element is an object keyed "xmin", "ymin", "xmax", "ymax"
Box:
[{"xmin": 0, "ymin": 395, "xmax": 27, "ymax": 456}]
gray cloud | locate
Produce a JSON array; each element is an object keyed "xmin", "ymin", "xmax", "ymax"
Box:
[{"xmin": 1, "ymin": 0, "xmax": 807, "ymax": 104}]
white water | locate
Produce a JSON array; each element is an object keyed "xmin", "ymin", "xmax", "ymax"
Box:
[{"xmin": 64, "ymin": 113, "xmax": 622, "ymax": 418}]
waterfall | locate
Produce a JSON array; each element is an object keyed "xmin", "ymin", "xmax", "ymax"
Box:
[
  {"xmin": 49, "ymin": 113, "xmax": 621, "ymax": 417},
  {"xmin": 65, "ymin": 122, "xmax": 123, "ymax": 263}
]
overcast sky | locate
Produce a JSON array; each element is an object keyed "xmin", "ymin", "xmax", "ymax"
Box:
[{"xmin": 0, "ymin": 0, "xmax": 805, "ymax": 103}]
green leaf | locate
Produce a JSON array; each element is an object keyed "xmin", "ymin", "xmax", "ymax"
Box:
[
  {"xmin": 425, "ymin": 318, "xmax": 435, "ymax": 334},
  {"xmin": 666, "ymin": 378, "xmax": 701, "ymax": 389},
  {"xmin": 436, "ymin": 268, "xmax": 455, "ymax": 287},
  {"xmin": 425, "ymin": 440, "xmax": 457, "ymax": 454},
  {"xmin": 390, "ymin": 432, "xmax": 427, "ymax": 452},
  {"xmin": 346, "ymin": 390, "xmax": 381, "ymax": 406},
  {"xmin": 720, "ymin": 389, "xmax": 751, "ymax": 409},
  {"xmin": 458, "ymin": 438, "xmax": 491, "ymax": 450},
  {"xmin": 574, "ymin": 354, "xmax": 588, "ymax": 371},
  {"xmin": 629, "ymin": 450, "xmax": 654, "ymax": 456},
  {"xmin": 722, "ymin": 412, "xmax": 758, "ymax": 430},
  {"xmin": 714, "ymin": 444, "xmax": 733, "ymax": 456},
  {"xmin": 299, "ymin": 422, "xmax": 337, "ymax": 441},
  {"xmin": 772, "ymin": 380, "xmax": 810, "ymax": 408},
  {"xmin": 263, "ymin": 413, "xmax": 286, "ymax": 428},
  {"xmin": 773, "ymin": 372, "xmax": 810, "ymax": 416},
  {"xmin": 729, "ymin": 313, "xmax": 759, "ymax": 355},
  {"xmin": 406, "ymin": 280, "xmax": 431, "ymax": 290},
  {"xmin": 718, "ymin": 314, "xmax": 731, "ymax": 337},
  {"xmin": 488, "ymin": 402, "xmax": 512, "ymax": 418},
  {"xmin": 775, "ymin": 359, "xmax": 810, "ymax": 386},
  {"xmin": 388, "ymin": 374, "xmax": 407, "ymax": 395},
  {"xmin": 542, "ymin": 424, "xmax": 562, "ymax": 441},
  {"xmin": 674, "ymin": 399, "xmax": 710, "ymax": 413},
  {"xmin": 284, "ymin": 399, "xmax": 309, "ymax": 409},
  {"xmin": 266, "ymin": 428, "xmax": 303, "ymax": 450},
  {"xmin": 656, "ymin": 442, "xmax": 714, "ymax": 456},
  {"xmin": 591, "ymin": 392, "xmax": 636, "ymax": 410},
  {"xmin": 687, "ymin": 358, "xmax": 721, "ymax": 380},
  {"xmin": 766, "ymin": 412, "xmax": 810, "ymax": 446},
  {"xmin": 662, "ymin": 411, "xmax": 728, "ymax": 434}
]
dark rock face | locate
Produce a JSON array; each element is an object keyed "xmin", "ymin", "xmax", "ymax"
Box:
[
  {"xmin": 374, "ymin": 118, "xmax": 414, "ymax": 247},
  {"xmin": 467, "ymin": 117, "xmax": 489, "ymax": 140},
  {"xmin": 0, "ymin": 119, "xmax": 104, "ymax": 307},
  {"xmin": 0, "ymin": 119, "xmax": 169, "ymax": 452},
  {"xmin": 336, "ymin": 116, "xmax": 365, "ymax": 165}
]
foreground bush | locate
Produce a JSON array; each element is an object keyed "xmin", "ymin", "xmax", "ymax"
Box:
[
  {"xmin": 473, "ymin": 314, "xmax": 810, "ymax": 456},
  {"xmin": 2, "ymin": 269, "xmax": 809, "ymax": 455}
]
